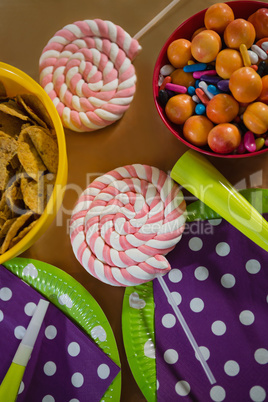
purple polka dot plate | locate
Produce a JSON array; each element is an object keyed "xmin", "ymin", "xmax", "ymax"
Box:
[
  {"xmin": 122, "ymin": 189, "xmax": 268, "ymax": 402},
  {"xmin": 1, "ymin": 257, "xmax": 121, "ymax": 401}
]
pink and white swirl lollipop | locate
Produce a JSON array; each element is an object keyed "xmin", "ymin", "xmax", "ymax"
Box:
[
  {"xmin": 70, "ymin": 162, "xmax": 216, "ymax": 383},
  {"xmin": 70, "ymin": 164, "xmax": 186, "ymax": 286},
  {"xmin": 39, "ymin": 19, "xmax": 141, "ymax": 132}
]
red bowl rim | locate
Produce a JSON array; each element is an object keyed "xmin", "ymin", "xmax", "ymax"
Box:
[{"xmin": 152, "ymin": 0, "xmax": 268, "ymax": 158}]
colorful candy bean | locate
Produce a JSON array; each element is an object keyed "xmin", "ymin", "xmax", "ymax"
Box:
[
  {"xmin": 187, "ymin": 86, "xmax": 196, "ymax": 95},
  {"xmin": 257, "ymin": 61, "xmax": 266, "ymax": 77},
  {"xmin": 160, "ymin": 76, "xmax": 172, "ymax": 90},
  {"xmin": 239, "ymin": 44, "xmax": 251, "ymax": 67},
  {"xmin": 247, "ymin": 49, "xmax": 259, "ymax": 64},
  {"xmin": 158, "ymin": 90, "xmax": 170, "ymax": 107},
  {"xmin": 192, "ymin": 94, "xmax": 201, "ymax": 103},
  {"xmin": 183, "ymin": 63, "xmax": 207, "ymax": 72},
  {"xmin": 195, "ymin": 103, "xmax": 206, "ymax": 115},
  {"xmin": 217, "ymin": 79, "xmax": 230, "ymax": 92},
  {"xmin": 198, "ymin": 81, "xmax": 214, "ymax": 99},
  {"xmin": 237, "ymin": 137, "xmax": 247, "ymax": 154},
  {"xmin": 195, "ymin": 88, "xmax": 210, "ymax": 105},
  {"xmin": 251, "ymin": 44, "xmax": 268, "ymax": 60},
  {"xmin": 244, "ymin": 131, "xmax": 257, "ymax": 152},
  {"xmin": 255, "ymin": 137, "xmax": 265, "ymax": 151},
  {"xmin": 207, "ymin": 84, "xmax": 221, "ymax": 95},
  {"xmin": 193, "ymin": 69, "xmax": 217, "ymax": 79},
  {"xmin": 261, "ymin": 41, "xmax": 268, "ymax": 52},
  {"xmin": 160, "ymin": 64, "xmax": 175, "ymax": 76},
  {"xmin": 200, "ymin": 75, "xmax": 222, "ymax": 84},
  {"xmin": 165, "ymin": 83, "xmax": 187, "ymax": 93}
]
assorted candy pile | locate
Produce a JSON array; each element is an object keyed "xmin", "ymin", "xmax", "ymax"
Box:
[{"xmin": 157, "ymin": 3, "xmax": 268, "ymax": 155}]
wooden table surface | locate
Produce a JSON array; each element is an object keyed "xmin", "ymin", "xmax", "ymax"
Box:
[{"xmin": 1, "ymin": 0, "xmax": 267, "ymax": 400}]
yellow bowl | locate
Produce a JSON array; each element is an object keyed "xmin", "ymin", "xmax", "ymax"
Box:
[{"xmin": 0, "ymin": 62, "xmax": 68, "ymax": 264}]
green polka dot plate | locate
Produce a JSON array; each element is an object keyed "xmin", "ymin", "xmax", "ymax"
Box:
[{"xmin": 3, "ymin": 257, "xmax": 121, "ymax": 401}]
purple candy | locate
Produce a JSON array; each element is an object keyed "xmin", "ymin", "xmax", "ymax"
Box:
[
  {"xmin": 199, "ymin": 75, "xmax": 221, "ymax": 84},
  {"xmin": 217, "ymin": 79, "xmax": 230, "ymax": 92}
]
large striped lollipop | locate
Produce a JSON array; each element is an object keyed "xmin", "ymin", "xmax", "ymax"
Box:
[
  {"xmin": 39, "ymin": 0, "xmax": 182, "ymax": 132},
  {"xmin": 69, "ymin": 162, "xmax": 216, "ymax": 384},
  {"xmin": 39, "ymin": 19, "xmax": 141, "ymax": 132},
  {"xmin": 70, "ymin": 164, "xmax": 186, "ymax": 286}
]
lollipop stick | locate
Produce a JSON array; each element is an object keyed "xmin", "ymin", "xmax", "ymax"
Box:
[
  {"xmin": 134, "ymin": 0, "xmax": 182, "ymax": 40},
  {"xmin": 0, "ymin": 299, "xmax": 49, "ymax": 402},
  {"xmin": 158, "ymin": 276, "xmax": 216, "ymax": 385}
]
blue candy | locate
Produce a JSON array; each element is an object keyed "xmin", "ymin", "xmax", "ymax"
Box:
[
  {"xmin": 183, "ymin": 63, "xmax": 207, "ymax": 73},
  {"xmin": 187, "ymin": 86, "xmax": 196, "ymax": 95},
  {"xmin": 195, "ymin": 103, "xmax": 206, "ymax": 115},
  {"xmin": 207, "ymin": 85, "xmax": 221, "ymax": 95}
]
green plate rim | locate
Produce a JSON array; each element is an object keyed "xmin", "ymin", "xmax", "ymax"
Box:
[
  {"xmin": 3, "ymin": 257, "xmax": 121, "ymax": 401},
  {"xmin": 122, "ymin": 188, "xmax": 268, "ymax": 401}
]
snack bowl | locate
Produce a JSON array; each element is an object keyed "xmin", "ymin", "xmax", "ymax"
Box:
[
  {"xmin": 153, "ymin": 1, "xmax": 268, "ymax": 158},
  {"xmin": 0, "ymin": 62, "xmax": 67, "ymax": 264}
]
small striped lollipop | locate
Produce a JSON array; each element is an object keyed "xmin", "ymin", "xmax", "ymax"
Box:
[
  {"xmin": 39, "ymin": 19, "xmax": 141, "ymax": 132},
  {"xmin": 70, "ymin": 164, "xmax": 186, "ymax": 286}
]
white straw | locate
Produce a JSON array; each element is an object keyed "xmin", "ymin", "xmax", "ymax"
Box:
[
  {"xmin": 157, "ymin": 276, "xmax": 216, "ymax": 385},
  {"xmin": 13, "ymin": 299, "xmax": 49, "ymax": 367},
  {"xmin": 134, "ymin": 0, "xmax": 182, "ymax": 40}
]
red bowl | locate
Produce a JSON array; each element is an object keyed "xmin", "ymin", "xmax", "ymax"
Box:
[{"xmin": 153, "ymin": 1, "xmax": 268, "ymax": 158}]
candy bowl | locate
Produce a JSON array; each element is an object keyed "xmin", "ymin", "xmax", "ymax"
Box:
[
  {"xmin": 0, "ymin": 62, "xmax": 67, "ymax": 264},
  {"xmin": 153, "ymin": 1, "xmax": 268, "ymax": 158}
]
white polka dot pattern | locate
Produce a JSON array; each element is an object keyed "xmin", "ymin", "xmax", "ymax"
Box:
[
  {"xmin": 39, "ymin": 19, "xmax": 141, "ymax": 132},
  {"xmin": 154, "ymin": 216, "xmax": 268, "ymax": 400},
  {"xmin": 0, "ymin": 266, "xmax": 120, "ymax": 401}
]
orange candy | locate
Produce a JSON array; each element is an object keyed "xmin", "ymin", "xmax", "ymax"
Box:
[
  {"xmin": 258, "ymin": 75, "xmax": 268, "ymax": 104},
  {"xmin": 243, "ymin": 102, "xmax": 268, "ymax": 135},
  {"xmin": 215, "ymin": 49, "xmax": 243, "ymax": 79},
  {"xmin": 208, "ymin": 123, "xmax": 241, "ymax": 154},
  {"xmin": 191, "ymin": 30, "xmax": 221, "ymax": 63},
  {"xmin": 204, "ymin": 2, "xmax": 234, "ymax": 34},
  {"xmin": 165, "ymin": 94, "xmax": 195, "ymax": 125},
  {"xmin": 171, "ymin": 69, "xmax": 196, "ymax": 88},
  {"xmin": 223, "ymin": 18, "xmax": 256, "ymax": 49},
  {"xmin": 248, "ymin": 8, "xmax": 268, "ymax": 40},
  {"xmin": 229, "ymin": 67, "xmax": 263, "ymax": 103},
  {"xmin": 183, "ymin": 115, "xmax": 214, "ymax": 146},
  {"xmin": 167, "ymin": 39, "xmax": 192, "ymax": 68},
  {"xmin": 206, "ymin": 94, "xmax": 239, "ymax": 124},
  {"xmin": 191, "ymin": 27, "xmax": 206, "ymax": 40}
]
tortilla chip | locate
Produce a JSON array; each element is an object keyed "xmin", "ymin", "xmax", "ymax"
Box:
[
  {"xmin": 0, "ymin": 135, "xmax": 18, "ymax": 190},
  {"xmin": 0, "ymin": 211, "xmax": 33, "ymax": 253},
  {"xmin": 0, "ymin": 99, "xmax": 32, "ymax": 121},
  {"xmin": 10, "ymin": 153, "xmax": 20, "ymax": 170},
  {"xmin": 17, "ymin": 94, "xmax": 53, "ymax": 128},
  {"xmin": 0, "ymin": 217, "xmax": 17, "ymax": 239},
  {"xmin": 5, "ymin": 179, "xmax": 24, "ymax": 215},
  {"xmin": 0, "ymin": 110, "xmax": 25, "ymax": 137},
  {"xmin": 20, "ymin": 173, "xmax": 55, "ymax": 215},
  {"xmin": 27, "ymin": 126, "xmax": 58, "ymax": 173},
  {"xmin": 0, "ymin": 86, "xmax": 58, "ymax": 254},
  {"xmin": 9, "ymin": 220, "xmax": 37, "ymax": 248},
  {"xmin": 0, "ymin": 134, "xmax": 17, "ymax": 159},
  {"xmin": 17, "ymin": 127, "xmax": 46, "ymax": 180},
  {"xmin": 0, "ymin": 205, "xmax": 12, "ymax": 222}
]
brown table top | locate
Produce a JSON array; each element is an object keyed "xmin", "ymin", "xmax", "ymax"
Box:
[{"xmin": 1, "ymin": 0, "xmax": 267, "ymax": 400}]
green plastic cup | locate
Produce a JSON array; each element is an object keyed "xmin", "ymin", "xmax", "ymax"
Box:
[{"xmin": 171, "ymin": 150, "xmax": 268, "ymax": 252}]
